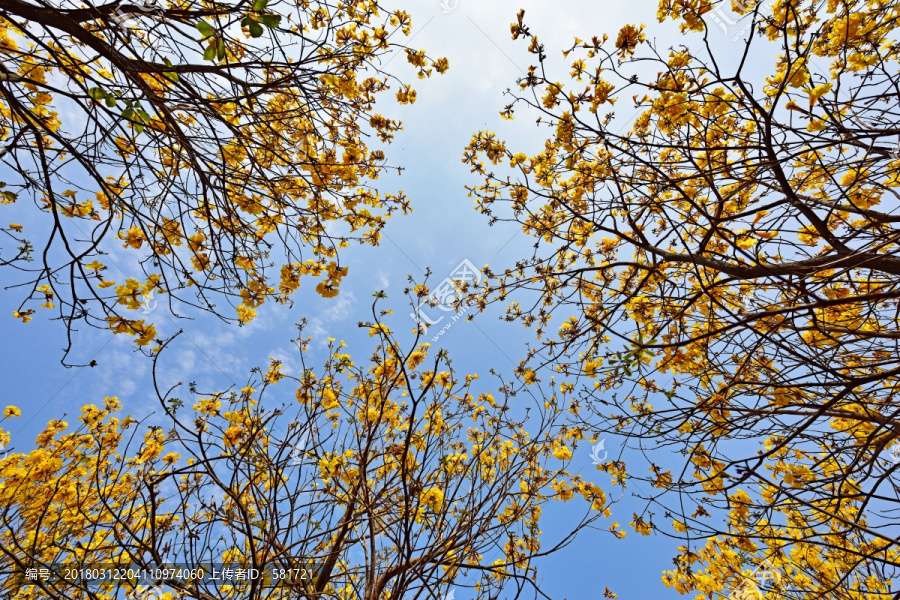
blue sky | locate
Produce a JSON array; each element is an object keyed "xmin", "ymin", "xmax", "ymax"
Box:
[{"xmin": 0, "ymin": 0, "xmax": 787, "ymax": 597}]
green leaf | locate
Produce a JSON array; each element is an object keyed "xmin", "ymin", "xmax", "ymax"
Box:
[
  {"xmin": 105, "ymin": 93, "xmax": 117, "ymax": 108},
  {"xmin": 88, "ymin": 87, "xmax": 106, "ymax": 100},
  {"xmin": 252, "ymin": 0, "xmax": 269, "ymax": 10},
  {"xmin": 248, "ymin": 19, "xmax": 264, "ymax": 38},
  {"xmin": 122, "ymin": 108, "xmax": 134, "ymax": 122},
  {"xmin": 203, "ymin": 45, "xmax": 217, "ymax": 61},
  {"xmin": 134, "ymin": 123, "xmax": 144, "ymax": 135},
  {"xmin": 257, "ymin": 14, "xmax": 281, "ymax": 29},
  {"xmin": 216, "ymin": 38, "xmax": 226, "ymax": 60},
  {"xmin": 137, "ymin": 110, "xmax": 151, "ymax": 122},
  {"xmin": 196, "ymin": 20, "xmax": 215, "ymax": 39},
  {"xmin": 160, "ymin": 58, "xmax": 179, "ymax": 82}
]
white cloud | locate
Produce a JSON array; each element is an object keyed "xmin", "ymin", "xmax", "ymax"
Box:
[
  {"xmin": 307, "ymin": 291, "xmax": 356, "ymax": 344},
  {"xmin": 265, "ymin": 346, "xmax": 302, "ymax": 378}
]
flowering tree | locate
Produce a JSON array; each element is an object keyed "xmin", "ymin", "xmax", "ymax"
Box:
[
  {"xmin": 0, "ymin": 0, "xmax": 446, "ymax": 361},
  {"xmin": 463, "ymin": 1, "xmax": 900, "ymax": 597},
  {"xmin": 0, "ymin": 305, "xmax": 611, "ymax": 599}
]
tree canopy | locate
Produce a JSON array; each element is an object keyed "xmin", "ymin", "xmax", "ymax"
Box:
[
  {"xmin": 0, "ymin": 0, "xmax": 445, "ymax": 361},
  {"xmin": 464, "ymin": 1, "xmax": 900, "ymax": 597},
  {"xmin": 0, "ymin": 311, "xmax": 610, "ymax": 600},
  {"xmin": 5, "ymin": 0, "xmax": 900, "ymax": 597}
]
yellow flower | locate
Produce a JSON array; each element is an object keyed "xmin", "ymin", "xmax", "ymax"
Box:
[
  {"xmin": 552, "ymin": 444, "xmax": 572, "ymax": 460},
  {"xmin": 395, "ymin": 85, "xmax": 417, "ymax": 104},
  {"xmin": 104, "ymin": 396, "xmax": 121, "ymax": 412},
  {"xmin": 223, "ymin": 425, "xmax": 243, "ymax": 447},
  {"xmin": 322, "ymin": 389, "xmax": 339, "ymax": 410},
  {"xmin": 315, "ymin": 282, "xmax": 340, "ymax": 298},
  {"xmin": 510, "ymin": 152, "xmax": 529, "ymax": 167},
  {"xmin": 236, "ymin": 304, "xmax": 256, "ymax": 323},
  {"xmin": 8, "ymin": 223, "xmax": 22, "ymax": 231},
  {"xmin": 13, "ymin": 310, "xmax": 33, "ymax": 323},
  {"xmin": 806, "ymin": 118, "xmax": 827, "ymax": 132},
  {"xmin": 193, "ymin": 397, "xmax": 222, "ymax": 415},
  {"xmin": 615, "ymin": 24, "xmax": 646, "ymax": 57},
  {"xmin": 406, "ymin": 351, "xmax": 426, "ymax": 369},
  {"xmin": 3, "ymin": 405, "xmax": 21, "ymax": 418},
  {"xmin": 807, "ymin": 82, "xmax": 832, "ymax": 108},
  {"xmin": 368, "ymin": 323, "xmax": 391, "ymax": 337},
  {"xmin": 419, "ymin": 486, "xmax": 444, "ymax": 511},
  {"xmin": 138, "ymin": 429, "xmax": 165, "ymax": 462},
  {"xmin": 118, "ymin": 226, "xmax": 145, "ymax": 249},
  {"xmin": 630, "ymin": 515, "xmax": 653, "ymax": 535},
  {"xmin": 609, "ymin": 522, "xmax": 626, "ymax": 539},
  {"xmin": 265, "ymin": 360, "xmax": 284, "ymax": 383}
]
